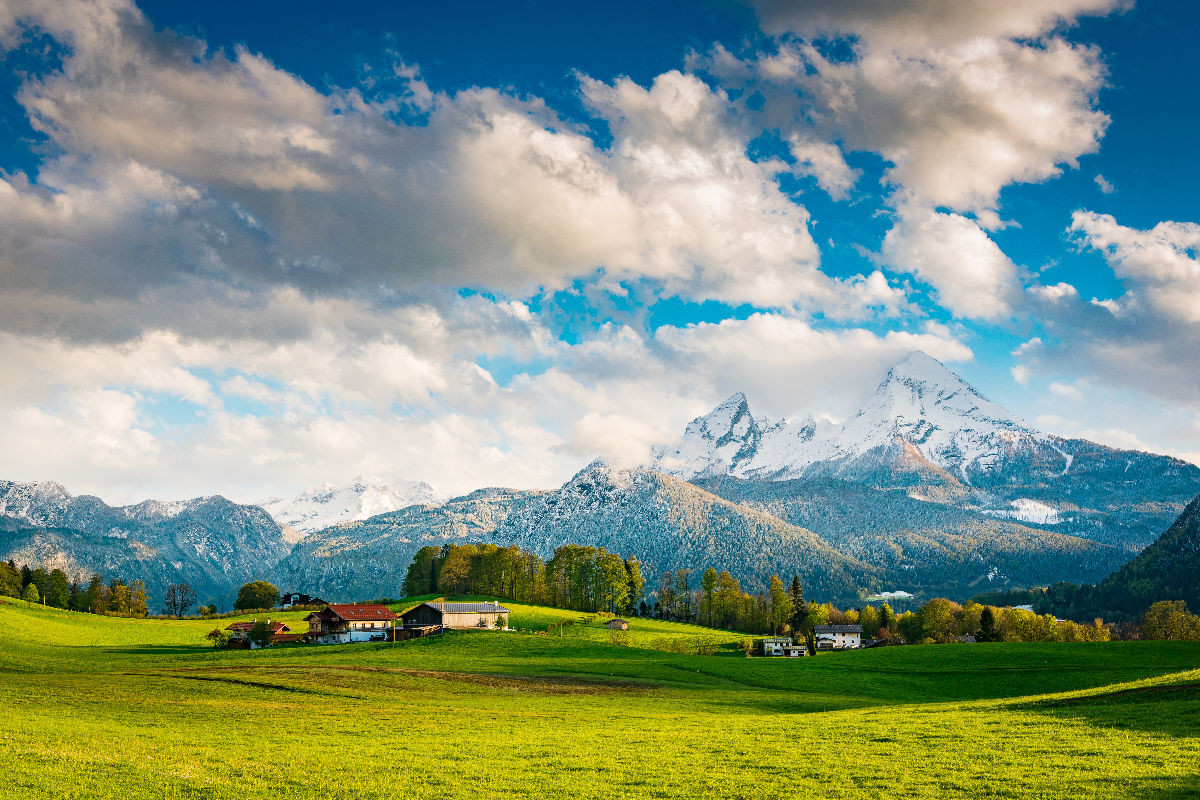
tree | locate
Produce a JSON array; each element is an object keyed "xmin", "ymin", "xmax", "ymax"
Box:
[
  {"xmin": 235, "ymin": 580, "xmax": 280, "ymax": 611},
  {"xmin": 700, "ymin": 567, "xmax": 718, "ymax": 626},
  {"xmin": 918, "ymin": 598, "xmax": 961, "ymax": 643},
  {"xmin": 87, "ymin": 575, "xmax": 110, "ymax": 614},
  {"xmin": 128, "ymin": 580, "xmax": 149, "ymax": 617},
  {"xmin": 879, "ymin": 602, "xmax": 896, "ymax": 633},
  {"xmin": 436, "ymin": 545, "xmax": 479, "ymax": 595},
  {"xmin": 787, "ymin": 576, "xmax": 807, "ymax": 633},
  {"xmin": 247, "ymin": 620, "xmax": 275, "ymax": 649},
  {"xmin": 403, "ymin": 546, "xmax": 443, "ymax": 596},
  {"xmin": 46, "ymin": 569, "xmax": 70, "ymax": 609},
  {"xmin": 109, "ymin": 580, "xmax": 131, "ymax": 615},
  {"xmin": 0, "ymin": 560, "xmax": 21, "ymax": 598},
  {"xmin": 859, "ymin": 605, "xmax": 880, "ymax": 638},
  {"xmin": 979, "ymin": 607, "xmax": 998, "ymax": 642},
  {"xmin": 205, "ymin": 629, "xmax": 230, "ymax": 649},
  {"xmin": 624, "ymin": 558, "xmax": 645, "ymax": 615},
  {"xmin": 1141, "ymin": 601, "xmax": 1200, "ymax": 641},
  {"xmin": 21, "ymin": 582, "xmax": 39, "ymax": 604},
  {"xmin": 768, "ymin": 576, "xmax": 792, "ymax": 635},
  {"xmin": 162, "ymin": 583, "xmax": 197, "ymax": 616}
]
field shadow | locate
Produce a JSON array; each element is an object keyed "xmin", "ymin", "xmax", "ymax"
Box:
[
  {"xmin": 1020, "ymin": 682, "xmax": 1200, "ymax": 738},
  {"xmin": 1120, "ymin": 775, "xmax": 1200, "ymax": 798},
  {"xmin": 104, "ymin": 645, "xmax": 213, "ymax": 657}
]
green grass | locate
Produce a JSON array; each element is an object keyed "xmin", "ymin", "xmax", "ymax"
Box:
[{"xmin": 2, "ymin": 597, "xmax": 1199, "ymax": 799}]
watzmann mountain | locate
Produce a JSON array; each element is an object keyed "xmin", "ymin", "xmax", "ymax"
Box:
[{"xmin": 4, "ymin": 353, "xmax": 1199, "ymax": 608}]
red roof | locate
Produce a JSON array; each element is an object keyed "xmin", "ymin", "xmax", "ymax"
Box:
[
  {"xmin": 325, "ymin": 604, "xmax": 398, "ymax": 622},
  {"xmin": 271, "ymin": 633, "xmax": 304, "ymax": 643},
  {"xmin": 225, "ymin": 621, "xmax": 291, "ymax": 633}
]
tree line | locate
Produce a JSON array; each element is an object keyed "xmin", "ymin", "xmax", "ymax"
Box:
[
  {"xmin": 0, "ymin": 561, "xmax": 216, "ymax": 617},
  {"xmin": 403, "ymin": 543, "xmax": 646, "ymax": 614}
]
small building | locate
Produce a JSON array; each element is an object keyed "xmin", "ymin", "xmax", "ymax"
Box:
[
  {"xmin": 781, "ymin": 644, "xmax": 808, "ymax": 657},
  {"xmin": 279, "ymin": 592, "xmax": 327, "ymax": 608},
  {"xmin": 761, "ymin": 636, "xmax": 793, "ymax": 656},
  {"xmin": 225, "ymin": 620, "xmax": 291, "ymax": 649},
  {"xmin": 606, "ymin": 618, "xmax": 629, "ymax": 630},
  {"xmin": 814, "ymin": 624, "xmax": 862, "ymax": 650},
  {"xmin": 303, "ymin": 604, "xmax": 398, "ymax": 644},
  {"xmin": 400, "ymin": 601, "xmax": 511, "ymax": 630}
]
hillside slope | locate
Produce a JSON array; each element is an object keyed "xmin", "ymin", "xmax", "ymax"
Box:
[{"xmin": 274, "ymin": 464, "xmax": 875, "ymax": 602}]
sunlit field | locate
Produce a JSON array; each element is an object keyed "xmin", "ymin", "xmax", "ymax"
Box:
[{"xmin": 3, "ymin": 597, "xmax": 1199, "ymax": 799}]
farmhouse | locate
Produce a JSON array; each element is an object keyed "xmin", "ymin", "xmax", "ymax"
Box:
[
  {"xmin": 761, "ymin": 636, "xmax": 792, "ymax": 656},
  {"xmin": 224, "ymin": 620, "xmax": 292, "ymax": 649},
  {"xmin": 303, "ymin": 604, "xmax": 398, "ymax": 644},
  {"xmin": 814, "ymin": 624, "xmax": 862, "ymax": 650},
  {"xmin": 605, "ymin": 618, "xmax": 629, "ymax": 630},
  {"xmin": 400, "ymin": 601, "xmax": 511, "ymax": 630}
]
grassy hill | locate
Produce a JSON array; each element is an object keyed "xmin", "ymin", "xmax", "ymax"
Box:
[{"xmin": 2, "ymin": 597, "xmax": 1199, "ymax": 798}]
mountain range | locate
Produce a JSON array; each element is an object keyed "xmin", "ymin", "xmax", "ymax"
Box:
[
  {"xmin": 0, "ymin": 481, "xmax": 289, "ymax": 607},
  {"xmin": 4, "ymin": 352, "xmax": 1199, "ymax": 610},
  {"xmin": 259, "ymin": 476, "xmax": 445, "ymax": 539}
]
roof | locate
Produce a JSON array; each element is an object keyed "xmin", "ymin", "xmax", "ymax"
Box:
[
  {"xmin": 225, "ymin": 621, "xmax": 290, "ymax": 633},
  {"xmin": 271, "ymin": 633, "xmax": 304, "ymax": 643},
  {"xmin": 324, "ymin": 604, "xmax": 398, "ymax": 621},
  {"xmin": 403, "ymin": 602, "xmax": 511, "ymax": 615},
  {"xmin": 814, "ymin": 624, "xmax": 863, "ymax": 634}
]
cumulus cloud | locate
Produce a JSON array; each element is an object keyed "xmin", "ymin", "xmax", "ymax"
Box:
[
  {"xmin": 0, "ymin": 1, "xmax": 877, "ymax": 333},
  {"xmin": 881, "ymin": 207, "xmax": 1020, "ymax": 320},
  {"xmin": 1015, "ymin": 211, "xmax": 1200, "ymax": 407},
  {"xmin": 1069, "ymin": 211, "xmax": 1200, "ymax": 323}
]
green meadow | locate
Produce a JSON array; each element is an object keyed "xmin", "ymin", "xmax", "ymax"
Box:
[{"xmin": 2, "ymin": 597, "xmax": 1199, "ymax": 799}]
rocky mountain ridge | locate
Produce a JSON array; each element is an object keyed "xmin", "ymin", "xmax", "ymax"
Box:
[{"xmin": 0, "ymin": 481, "xmax": 290, "ymax": 607}]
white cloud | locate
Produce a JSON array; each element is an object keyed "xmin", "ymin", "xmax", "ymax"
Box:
[
  {"xmin": 1095, "ymin": 174, "xmax": 1116, "ymax": 194},
  {"xmin": 881, "ymin": 207, "xmax": 1019, "ymax": 320},
  {"xmin": 1070, "ymin": 211, "xmax": 1200, "ymax": 323},
  {"xmin": 788, "ymin": 136, "xmax": 858, "ymax": 200}
]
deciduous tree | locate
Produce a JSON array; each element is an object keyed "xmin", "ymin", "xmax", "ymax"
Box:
[
  {"xmin": 235, "ymin": 580, "xmax": 280, "ymax": 611},
  {"xmin": 162, "ymin": 583, "xmax": 197, "ymax": 616}
]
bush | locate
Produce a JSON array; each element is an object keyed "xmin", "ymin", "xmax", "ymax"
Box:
[{"xmin": 610, "ymin": 630, "xmax": 633, "ymax": 647}]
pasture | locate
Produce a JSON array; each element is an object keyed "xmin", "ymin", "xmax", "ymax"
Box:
[{"xmin": 1, "ymin": 598, "xmax": 1198, "ymax": 799}]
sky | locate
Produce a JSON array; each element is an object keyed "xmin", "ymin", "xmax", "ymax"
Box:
[{"xmin": 1, "ymin": 0, "xmax": 1199, "ymax": 505}]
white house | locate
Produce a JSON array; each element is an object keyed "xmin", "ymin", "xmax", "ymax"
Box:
[
  {"xmin": 761, "ymin": 636, "xmax": 792, "ymax": 656},
  {"xmin": 814, "ymin": 624, "xmax": 862, "ymax": 650}
]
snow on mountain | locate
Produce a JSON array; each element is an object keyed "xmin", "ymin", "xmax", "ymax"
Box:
[
  {"xmin": 259, "ymin": 475, "xmax": 445, "ymax": 535},
  {"xmin": 653, "ymin": 352, "xmax": 1047, "ymax": 483},
  {"xmin": 981, "ymin": 498, "xmax": 1062, "ymax": 526},
  {"xmin": 0, "ymin": 480, "xmax": 290, "ymax": 606}
]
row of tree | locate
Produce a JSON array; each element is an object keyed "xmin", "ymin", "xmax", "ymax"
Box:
[
  {"xmin": 403, "ymin": 543, "xmax": 646, "ymax": 614},
  {"xmin": 0, "ymin": 561, "xmax": 215, "ymax": 617}
]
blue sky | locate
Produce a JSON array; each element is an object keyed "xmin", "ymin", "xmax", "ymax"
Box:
[{"xmin": 0, "ymin": 0, "xmax": 1198, "ymax": 503}]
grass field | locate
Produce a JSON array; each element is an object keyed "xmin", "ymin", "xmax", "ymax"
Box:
[{"xmin": 2, "ymin": 597, "xmax": 1198, "ymax": 799}]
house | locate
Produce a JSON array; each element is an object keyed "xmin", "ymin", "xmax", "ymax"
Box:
[
  {"xmin": 303, "ymin": 604, "xmax": 398, "ymax": 644},
  {"xmin": 400, "ymin": 601, "xmax": 511, "ymax": 631},
  {"xmin": 761, "ymin": 636, "xmax": 793, "ymax": 656},
  {"xmin": 781, "ymin": 644, "xmax": 808, "ymax": 657},
  {"xmin": 225, "ymin": 620, "xmax": 292, "ymax": 649},
  {"xmin": 814, "ymin": 624, "xmax": 862, "ymax": 650},
  {"xmin": 606, "ymin": 618, "xmax": 629, "ymax": 630},
  {"xmin": 279, "ymin": 592, "xmax": 327, "ymax": 608}
]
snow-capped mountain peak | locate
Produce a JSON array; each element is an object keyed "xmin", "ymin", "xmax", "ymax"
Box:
[
  {"xmin": 651, "ymin": 352, "xmax": 1046, "ymax": 483},
  {"xmin": 259, "ymin": 475, "xmax": 446, "ymax": 535}
]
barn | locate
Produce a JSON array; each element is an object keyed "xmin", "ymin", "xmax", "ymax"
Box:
[{"xmin": 400, "ymin": 601, "xmax": 511, "ymax": 630}]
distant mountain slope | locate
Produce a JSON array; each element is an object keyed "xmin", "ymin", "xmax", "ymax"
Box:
[
  {"xmin": 0, "ymin": 481, "xmax": 290, "ymax": 607},
  {"xmin": 271, "ymin": 487, "xmax": 537, "ymax": 601},
  {"xmin": 651, "ymin": 353, "xmax": 1200, "ymax": 550},
  {"xmin": 259, "ymin": 475, "xmax": 445, "ymax": 536},
  {"xmin": 273, "ymin": 464, "xmax": 875, "ymax": 602},
  {"xmin": 1089, "ymin": 494, "xmax": 1200, "ymax": 615},
  {"xmin": 692, "ymin": 477, "xmax": 1125, "ymax": 596}
]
